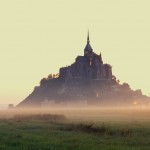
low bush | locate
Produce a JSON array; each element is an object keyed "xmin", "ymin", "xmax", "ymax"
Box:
[{"xmin": 13, "ymin": 114, "xmax": 66, "ymax": 122}]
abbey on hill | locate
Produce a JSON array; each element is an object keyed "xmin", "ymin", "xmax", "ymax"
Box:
[
  {"xmin": 18, "ymin": 32, "xmax": 149, "ymax": 107},
  {"xmin": 59, "ymin": 32, "xmax": 112, "ymax": 81}
]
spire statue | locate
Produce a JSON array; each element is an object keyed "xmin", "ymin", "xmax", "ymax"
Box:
[{"xmin": 87, "ymin": 30, "xmax": 90, "ymax": 44}]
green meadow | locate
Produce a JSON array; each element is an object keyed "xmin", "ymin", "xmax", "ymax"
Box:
[{"xmin": 0, "ymin": 108, "xmax": 150, "ymax": 150}]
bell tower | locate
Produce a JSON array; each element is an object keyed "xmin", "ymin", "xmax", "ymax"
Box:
[{"xmin": 84, "ymin": 31, "xmax": 93, "ymax": 56}]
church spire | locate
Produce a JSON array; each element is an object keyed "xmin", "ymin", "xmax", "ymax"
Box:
[
  {"xmin": 84, "ymin": 30, "xmax": 93, "ymax": 55},
  {"xmin": 87, "ymin": 30, "xmax": 90, "ymax": 44}
]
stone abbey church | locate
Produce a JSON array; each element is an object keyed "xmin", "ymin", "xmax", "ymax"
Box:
[
  {"xmin": 18, "ymin": 33, "xmax": 149, "ymax": 107},
  {"xmin": 59, "ymin": 32, "xmax": 112, "ymax": 81}
]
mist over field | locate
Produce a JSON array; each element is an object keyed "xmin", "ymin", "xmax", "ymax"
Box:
[{"xmin": 2, "ymin": 102, "xmax": 150, "ymax": 123}]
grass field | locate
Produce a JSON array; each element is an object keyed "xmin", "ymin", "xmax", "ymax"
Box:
[{"xmin": 0, "ymin": 107, "xmax": 150, "ymax": 150}]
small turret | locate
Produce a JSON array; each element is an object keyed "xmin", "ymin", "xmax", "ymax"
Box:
[{"xmin": 99, "ymin": 53, "xmax": 103, "ymax": 64}]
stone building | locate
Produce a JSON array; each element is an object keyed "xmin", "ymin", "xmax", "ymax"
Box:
[{"xmin": 59, "ymin": 32, "xmax": 112, "ymax": 81}]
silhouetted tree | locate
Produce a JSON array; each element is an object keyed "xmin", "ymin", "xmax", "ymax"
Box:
[
  {"xmin": 48, "ymin": 74, "xmax": 53, "ymax": 79},
  {"xmin": 40, "ymin": 78, "xmax": 47, "ymax": 86}
]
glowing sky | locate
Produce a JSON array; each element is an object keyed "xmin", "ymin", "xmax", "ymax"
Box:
[{"xmin": 0, "ymin": 0, "xmax": 150, "ymax": 105}]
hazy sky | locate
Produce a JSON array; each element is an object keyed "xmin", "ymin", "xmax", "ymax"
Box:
[{"xmin": 0, "ymin": 0, "xmax": 150, "ymax": 105}]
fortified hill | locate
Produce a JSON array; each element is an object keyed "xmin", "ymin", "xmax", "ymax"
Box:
[{"xmin": 18, "ymin": 32, "xmax": 149, "ymax": 107}]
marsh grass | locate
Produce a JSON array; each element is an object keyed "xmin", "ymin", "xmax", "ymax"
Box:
[
  {"xmin": 0, "ymin": 110, "xmax": 150, "ymax": 150},
  {"xmin": 59, "ymin": 122, "xmax": 133, "ymax": 137}
]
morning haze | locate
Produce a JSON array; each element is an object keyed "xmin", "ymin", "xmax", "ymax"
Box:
[
  {"xmin": 0, "ymin": 0, "xmax": 150, "ymax": 105},
  {"xmin": 1, "ymin": 1, "xmax": 150, "ymax": 150}
]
